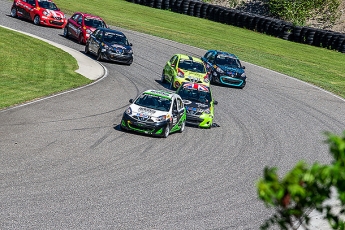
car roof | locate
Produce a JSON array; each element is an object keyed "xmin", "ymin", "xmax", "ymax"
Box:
[
  {"xmin": 142, "ymin": 90, "xmax": 178, "ymax": 100},
  {"xmin": 209, "ymin": 50, "xmax": 239, "ymax": 59},
  {"xmin": 77, "ymin": 12, "xmax": 104, "ymax": 20},
  {"xmin": 179, "ymin": 82, "xmax": 210, "ymax": 92},
  {"xmin": 96, "ymin": 27, "xmax": 125, "ymax": 35},
  {"xmin": 177, "ymin": 54, "xmax": 203, "ymax": 63}
]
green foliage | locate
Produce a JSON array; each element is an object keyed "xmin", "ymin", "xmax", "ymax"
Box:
[
  {"xmin": 257, "ymin": 131, "xmax": 345, "ymax": 229},
  {"xmin": 267, "ymin": 0, "xmax": 341, "ymax": 26}
]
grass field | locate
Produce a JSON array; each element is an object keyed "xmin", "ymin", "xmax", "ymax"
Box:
[{"xmin": 1, "ymin": 0, "xmax": 345, "ymax": 110}]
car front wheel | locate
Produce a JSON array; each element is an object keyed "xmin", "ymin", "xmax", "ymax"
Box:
[
  {"xmin": 162, "ymin": 125, "xmax": 170, "ymax": 138},
  {"xmin": 161, "ymin": 70, "xmax": 166, "ymax": 83},
  {"xmin": 33, "ymin": 15, "xmax": 40, "ymax": 25},
  {"xmin": 85, "ymin": 43, "xmax": 90, "ymax": 54},
  {"xmin": 10, "ymin": 7, "xmax": 17, "ymax": 18},
  {"xmin": 96, "ymin": 49, "xmax": 102, "ymax": 61},
  {"xmin": 63, "ymin": 25, "xmax": 69, "ymax": 38},
  {"xmin": 78, "ymin": 35, "xmax": 84, "ymax": 44},
  {"xmin": 179, "ymin": 120, "xmax": 185, "ymax": 133}
]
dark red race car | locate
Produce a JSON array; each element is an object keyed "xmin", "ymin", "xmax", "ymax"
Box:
[
  {"xmin": 10, "ymin": 0, "xmax": 67, "ymax": 29},
  {"xmin": 63, "ymin": 12, "xmax": 108, "ymax": 44}
]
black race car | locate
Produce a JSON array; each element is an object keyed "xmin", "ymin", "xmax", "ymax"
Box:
[
  {"xmin": 201, "ymin": 50, "xmax": 246, "ymax": 88},
  {"xmin": 85, "ymin": 27, "xmax": 133, "ymax": 65}
]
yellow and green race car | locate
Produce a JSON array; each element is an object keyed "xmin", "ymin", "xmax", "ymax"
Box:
[
  {"xmin": 161, "ymin": 54, "xmax": 210, "ymax": 89},
  {"xmin": 176, "ymin": 82, "xmax": 218, "ymax": 128}
]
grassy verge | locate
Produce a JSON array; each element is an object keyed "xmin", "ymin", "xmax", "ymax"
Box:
[
  {"xmin": 0, "ymin": 27, "xmax": 92, "ymax": 110},
  {"xmin": 54, "ymin": 0, "xmax": 345, "ymax": 98}
]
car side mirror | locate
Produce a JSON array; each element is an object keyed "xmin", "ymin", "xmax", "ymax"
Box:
[
  {"xmin": 129, "ymin": 99, "xmax": 133, "ymax": 103},
  {"xmin": 129, "ymin": 43, "xmax": 133, "ymax": 46},
  {"xmin": 214, "ymin": 100, "xmax": 218, "ymax": 105},
  {"xmin": 242, "ymin": 66, "xmax": 246, "ymax": 69}
]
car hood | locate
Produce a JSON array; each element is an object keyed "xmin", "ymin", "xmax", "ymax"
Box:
[
  {"xmin": 44, "ymin": 9, "xmax": 65, "ymax": 18},
  {"xmin": 129, "ymin": 104, "xmax": 168, "ymax": 117},
  {"xmin": 181, "ymin": 70, "xmax": 206, "ymax": 81},
  {"xmin": 218, "ymin": 65, "xmax": 244, "ymax": 74},
  {"xmin": 104, "ymin": 42, "xmax": 132, "ymax": 51},
  {"xmin": 182, "ymin": 99, "xmax": 211, "ymax": 111}
]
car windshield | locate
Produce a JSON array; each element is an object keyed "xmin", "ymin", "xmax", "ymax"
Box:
[
  {"xmin": 178, "ymin": 88, "xmax": 211, "ymax": 105},
  {"xmin": 38, "ymin": 1, "xmax": 58, "ymax": 10},
  {"xmin": 84, "ymin": 18, "xmax": 106, "ymax": 28},
  {"xmin": 215, "ymin": 56, "xmax": 241, "ymax": 68},
  {"xmin": 134, "ymin": 94, "xmax": 171, "ymax": 112},
  {"xmin": 178, "ymin": 60, "xmax": 206, "ymax": 73},
  {"xmin": 103, "ymin": 32, "xmax": 129, "ymax": 45}
]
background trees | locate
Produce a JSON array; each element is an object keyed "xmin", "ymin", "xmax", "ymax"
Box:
[{"xmin": 257, "ymin": 131, "xmax": 345, "ymax": 229}]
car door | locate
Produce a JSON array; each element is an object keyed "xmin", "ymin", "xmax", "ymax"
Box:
[
  {"xmin": 165, "ymin": 55, "xmax": 178, "ymax": 82},
  {"xmin": 26, "ymin": 0, "xmax": 36, "ymax": 20},
  {"xmin": 88, "ymin": 29, "xmax": 101, "ymax": 54},
  {"xmin": 68, "ymin": 13, "xmax": 81, "ymax": 39},
  {"xmin": 171, "ymin": 97, "xmax": 184, "ymax": 127}
]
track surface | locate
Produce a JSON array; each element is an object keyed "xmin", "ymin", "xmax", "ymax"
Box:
[{"xmin": 1, "ymin": 0, "xmax": 345, "ymax": 229}]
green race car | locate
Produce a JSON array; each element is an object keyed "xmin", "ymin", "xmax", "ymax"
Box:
[
  {"xmin": 176, "ymin": 82, "xmax": 218, "ymax": 128},
  {"xmin": 121, "ymin": 89, "xmax": 186, "ymax": 138},
  {"xmin": 161, "ymin": 54, "xmax": 210, "ymax": 90}
]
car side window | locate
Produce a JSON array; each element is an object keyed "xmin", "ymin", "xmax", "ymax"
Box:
[
  {"xmin": 172, "ymin": 56, "xmax": 178, "ymax": 67},
  {"xmin": 173, "ymin": 99, "xmax": 177, "ymax": 111},
  {"xmin": 177, "ymin": 98, "xmax": 183, "ymax": 111},
  {"xmin": 72, "ymin": 14, "xmax": 79, "ymax": 21},
  {"xmin": 27, "ymin": 0, "xmax": 35, "ymax": 6},
  {"xmin": 207, "ymin": 53, "xmax": 215, "ymax": 63}
]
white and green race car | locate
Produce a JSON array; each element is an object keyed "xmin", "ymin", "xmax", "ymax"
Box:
[{"xmin": 120, "ymin": 89, "xmax": 186, "ymax": 138}]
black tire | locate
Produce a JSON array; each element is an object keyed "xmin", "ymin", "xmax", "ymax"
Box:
[
  {"xmin": 169, "ymin": 78, "xmax": 175, "ymax": 90},
  {"xmin": 78, "ymin": 35, "xmax": 84, "ymax": 44},
  {"xmin": 179, "ymin": 121, "xmax": 185, "ymax": 133},
  {"xmin": 10, "ymin": 7, "xmax": 17, "ymax": 18},
  {"xmin": 163, "ymin": 125, "xmax": 170, "ymax": 138},
  {"xmin": 161, "ymin": 71, "xmax": 166, "ymax": 83},
  {"xmin": 96, "ymin": 49, "xmax": 102, "ymax": 61},
  {"xmin": 85, "ymin": 43, "xmax": 90, "ymax": 54},
  {"xmin": 33, "ymin": 15, "xmax": 40, "ymax": 25},
  {"xmin": 63, "ymin": 25, "xmax": 69, "ymax": 38}
]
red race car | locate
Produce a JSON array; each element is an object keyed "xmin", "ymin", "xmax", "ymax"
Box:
[
  {"xmin": 63, "ymin": 12, "xmax": 108, "ymax": 44},
  {"xmin": 10, "ymin": 0, "xmax": 67, "ymax": 29}
]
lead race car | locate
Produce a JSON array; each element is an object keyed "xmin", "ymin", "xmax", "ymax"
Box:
[
  {"xmin": 10, "ymin": 0, "xmax": 67, "ymax": 29},
  {"xmin": 120, "ymin": 90, "xmax": 186, "ymax": 138}
]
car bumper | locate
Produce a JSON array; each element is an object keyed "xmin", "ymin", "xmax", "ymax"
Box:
[
  {"xmin": 213, "ymin": 73, "xmax": 246, "ymax": 87},
  {"xmin": 186, "ymin": 112, "xmax": 213, "ymax": 128},
  {"xmin": 101, "ymin": 51, "xmax": 133, "ymax": 64},
  {"xmin": 121, "ymin": 113, "xmax": 168, "ymax": 136},
  {"xmin": 40, "ymin": 16, "xmax": 67, "ymax": 28}
]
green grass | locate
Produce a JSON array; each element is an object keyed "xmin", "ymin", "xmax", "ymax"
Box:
[
  {"xmin": 0, "ymin": 27, "xmax": 92, "ymax": 109},
  {"xmin": 2, "ymin": 0, "xmax": 345, "ymax": 110}
]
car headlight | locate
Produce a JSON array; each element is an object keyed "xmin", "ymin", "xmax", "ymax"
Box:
[
  {"xmin": 86, "ymin": 29, "xmax": 92, "ymax": 34},
  {"xmin": 216, "ymin": 67, "xmax": 224, "ymax": 73},
  {"xmin": 125, "ymin": 107, "xmax": 132, "ymax": 115},
  {"xmin": 241, "ymin": 73, "xmax": 246, "ymax": 78},
  {"xmin": 177, "ymin": 71, "xmax": 184, "ymax": 78},
  {"xmin": 157, "ymin": 115, "xmax": 167, "ymax": 121},
  {"xmin": 127, "ymin": 49, "xmax": 133, "ymax": 54},
  {"xmin": 204, "ymin": 75, "xmax": 209, "ymax": 83},
  {"xmin": 43, "ymin": 10, "xmax": 49, "ymax": 16},
  {"xmin": 204, "ymin": 108, "xmax": 210, "ymax": 114}
]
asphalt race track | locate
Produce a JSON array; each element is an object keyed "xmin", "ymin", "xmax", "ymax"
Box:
[{"xmin": 1, "ymin": 0, "xmax": 345, "ymax": 229}]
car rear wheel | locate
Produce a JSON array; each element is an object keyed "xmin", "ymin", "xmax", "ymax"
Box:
[
  {"xmin": 33, "ymin": 15, "xmax": 40, "ymax": 25},
  {"xmin": 162, "ymin": 125, "xmax": 170, "ymax": 138},
  {"xmin": 10, "ymin": 7, "xmax": 17, "ymax": 18},
  {"xmin": 96, "ymin": 49, "xmax": 102, "ymax": 61},
  {"xmin": 63, "ymin": 25, "xmax": 69, "ymax": 38},
  {"xmin": 161, "ymin": 71, "xmax": 166, "ymax": 83}
]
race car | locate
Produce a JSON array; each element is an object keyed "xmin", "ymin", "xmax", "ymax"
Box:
[
  {"xmin": 161, "ymin": 54, "xmax": 210, "ymax": 90},
  {"xmin": 10, "ymin": 0, "xmax": 67, "ymax": 29},
  {"xmin": 201, "ymin": 50, "xmax": 247, "ymax": 89},
  {"xmin": 120, "ymin": 89, "xmax": 186, "ymax": 138},
  {"xmin": 85, "ymin": 27, "xmax": 133, "ymax": 65},
  {"xmin": 176, "ymin": 82, "xmax": 218, "ymax": 128},
  {"xmin": 63, "ymin": 12, "xmax": 108, "ymax": 44}
]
